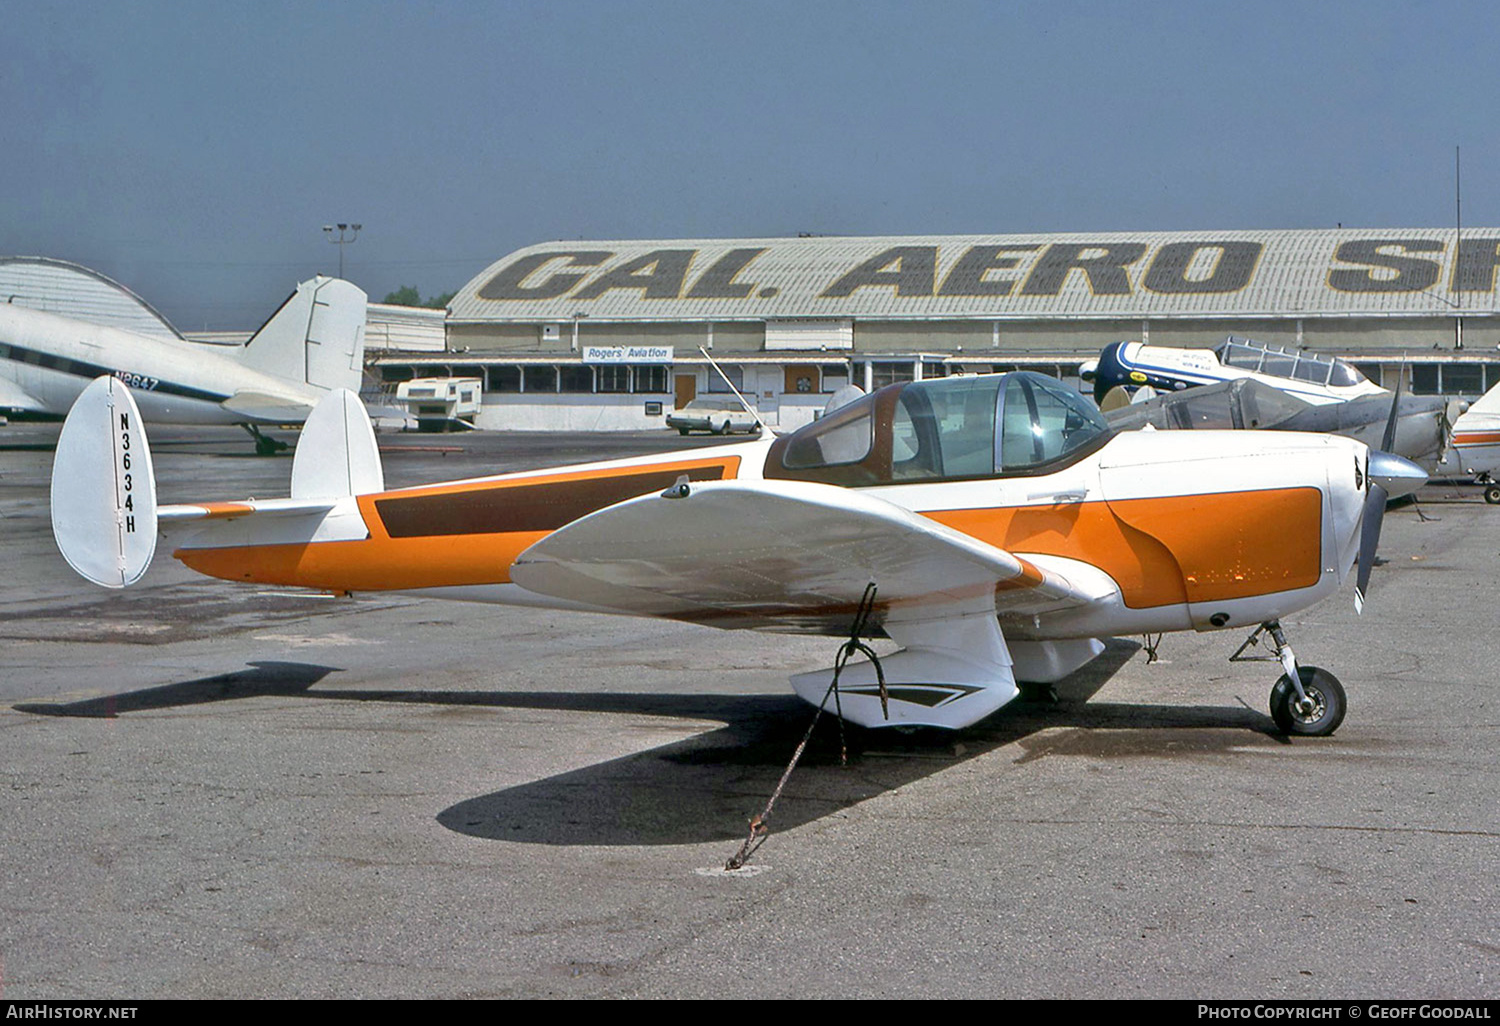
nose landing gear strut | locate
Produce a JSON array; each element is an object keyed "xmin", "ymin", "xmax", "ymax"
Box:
[{"xmin": 1232, "ymin": 620, "xmax": 1347, "ymax": 737}]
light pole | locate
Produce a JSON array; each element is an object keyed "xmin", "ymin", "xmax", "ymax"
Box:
[{"xmin": 323, "ymin": 223, "xmax": 362, "ymax": 278}]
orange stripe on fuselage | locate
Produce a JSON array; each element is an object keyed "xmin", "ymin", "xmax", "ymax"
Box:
[
  {"xmin": 1454, "ymin": 431, "xmax": 1500, "ymax": 446},
  {"xmin": 925, "ymin": 487, "xmax": 1323, "ymax": 609},
  {"xmin": 175, "ymin": 456, "xmax": 741, "ymax": 591}
]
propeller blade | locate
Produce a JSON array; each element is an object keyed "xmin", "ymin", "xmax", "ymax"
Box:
[
  {"xmin": 1354, "ymin": 479, "xmax": 1388, "ymax": 615},
  {"xmin": 1381, "ymin": 364, "xmax": 1404, "ymax": 454}
]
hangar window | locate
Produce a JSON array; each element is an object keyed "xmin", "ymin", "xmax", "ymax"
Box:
[
  {"xmin": 870, "ymin": 362, "xmax": 914, "ymax": 389},
  {"xmin": 487, "ymin": 366, "xmax": 521, "ymax": 393},
  {"xmin": 596, "ymin": 365, "xmax": 630, "ymax": 393},
  {"xmin": 635, "ymin": 366, "xmax": 669, "ymax": 393},
  {"xmin": 1409, "ymin": 362, "xmax": 1500, "ymax": 397},
  {"xmin": 706, "ymin": 365, "xmax": 745, "ymax": 393},
  {"xmin": 524, "ymin": 365, "xmax": 558, "ymax": 393},
  {"xmin": 559, "ymin": 366, "xmax": 595, "ymax": 393}
]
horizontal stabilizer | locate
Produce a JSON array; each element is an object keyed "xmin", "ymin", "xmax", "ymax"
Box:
[
  {"xmin": 159, "ymin": 497, "xmax": 338, "ymax": 522},
  {"xmin": 220, "ymin": 390, "xmax": 315, "ymax": 424},
  {"xmin": 50, "ymin": 377, "xmax": 158, "ymax": 587}
]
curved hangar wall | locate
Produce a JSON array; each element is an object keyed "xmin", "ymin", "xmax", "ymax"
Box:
[{"xmin": 410, "ymin": 229, "xmax": 1500, "ymax": 431}]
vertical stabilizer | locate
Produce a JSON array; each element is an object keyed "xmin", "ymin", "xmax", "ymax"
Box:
[
  {"xmin": 236, "ymin": 277, "xmax": 368, "ymax": 393},
  {"xmin": 290, "ymin": 388, "xmax": 385, "ymax": 499},
  {"xmin": 51, "ymin": 377, "xmax": 159, "ymax": 587}
]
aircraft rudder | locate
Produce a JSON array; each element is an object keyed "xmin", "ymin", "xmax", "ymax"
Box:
[
  {"xmin": 236, "ymin": 276, "xmax": 368, "ymax": 394},
  {"xmin": 50, "ymin": 376, "xmax": 159, "ymax": 587}
]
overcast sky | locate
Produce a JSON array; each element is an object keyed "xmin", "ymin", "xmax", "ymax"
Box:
[{"xmin": 5, "ymin": 0, "xmax": 1498, "ymax": 329}]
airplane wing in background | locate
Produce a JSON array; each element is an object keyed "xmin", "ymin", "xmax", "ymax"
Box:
[{"xmin": 0, "ymin": 375, "xmax": 51, "ymax": 414}]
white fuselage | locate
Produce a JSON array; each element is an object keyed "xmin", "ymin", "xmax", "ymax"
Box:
[
  {"xmin": 0, "ymin": 303, "xmax": 319, "ymax": 424},
  {"xmin": 1112, "ymin": 341, "xmax": 1386, "ymax": 406}
]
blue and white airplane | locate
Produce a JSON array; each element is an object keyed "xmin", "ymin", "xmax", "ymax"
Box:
[{"xmin": 1081, "ymin": 338, "xmax": 1387, "ymax": 407}]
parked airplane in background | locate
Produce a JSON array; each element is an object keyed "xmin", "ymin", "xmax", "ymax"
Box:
[
  {"xmin": 0, "ymin": 276, "xmax": 367, "ymax": 452},
  {"xmin": 52, "ymin": 370, "xmax": 1425, "ymax": 738},
  {"xmin": 1081, "ymin": 338, "xmax": 1387, "ymax": 406},
  {"xmin": 1448, "ymin": 379, "xmax": 1500, "ymax": 503},
  {"xmin": 1101, "ymin": 376, "xmax": 1449, "ymax": 479}
]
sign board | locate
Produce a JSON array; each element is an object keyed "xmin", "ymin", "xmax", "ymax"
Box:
[{"xmin": 582, "ymin": 345, "xmax": 674, "ymax": 364}]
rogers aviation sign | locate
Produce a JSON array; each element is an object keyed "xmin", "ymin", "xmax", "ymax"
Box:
[{"xmin": 472, "ymin": 234, "xmax": 1500, "ymax": 317}]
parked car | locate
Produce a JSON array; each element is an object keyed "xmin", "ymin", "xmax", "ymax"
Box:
[{"xmin": 666, "ymin": 397, "xmax": 762, "ymax": 435}]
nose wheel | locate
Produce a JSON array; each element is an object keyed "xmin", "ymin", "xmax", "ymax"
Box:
[
  {"xmin": 1270, "ymin": 666, "xmax": 1347, "ymax": 736},
  {"xmin": 1233, "ymin": 620, "xmax": 1348, "ymax": 737}
]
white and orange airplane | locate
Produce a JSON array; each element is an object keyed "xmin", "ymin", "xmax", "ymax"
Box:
[{"xmin": 49, "ymin": 370, "xmax": 1426, "ymax": 737}]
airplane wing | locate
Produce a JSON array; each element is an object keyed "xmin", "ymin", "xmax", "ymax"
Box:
[
  {"xmin": 511, "ymin": 478, "xmax": 1096, "ymax": 631},
  {"xmin": 0, "ymin": 375, "xmax": 50, "ymax": 414},
  {"xmin": 511, "ymin": 479, "xmax": 1111, "ymax": 729}
]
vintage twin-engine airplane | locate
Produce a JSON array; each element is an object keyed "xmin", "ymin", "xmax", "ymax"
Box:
[
  {"xmin": 51, "ymin": 370, "xmax": 1425, "ymax": 738},
  {"xmin": 1, "ymin": 276, "xmax": 367, "ymax": 451},
  {"xmin": 1082, "ymin": 338, "xmax": 1387, "ymax": 406}
]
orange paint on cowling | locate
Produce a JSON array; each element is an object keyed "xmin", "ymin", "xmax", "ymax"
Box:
[{"xmin": 926, "ymin": 488, "xmax": 1323, "ymax": 609}]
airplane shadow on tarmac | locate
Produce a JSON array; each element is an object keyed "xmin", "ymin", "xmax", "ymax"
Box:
[{"xmin": 16, "ymin": 640, "xmax": 1289, "ymax": 847}]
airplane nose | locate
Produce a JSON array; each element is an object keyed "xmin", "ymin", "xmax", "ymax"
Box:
[{"xmin": 1369, "ymin": 450, "xmax": 1428, "ymax": 500}]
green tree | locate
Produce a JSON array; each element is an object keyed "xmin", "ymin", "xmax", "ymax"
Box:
[{"xmin": 382, "ymin": 285, "xmax": 421, "ymax": 306}]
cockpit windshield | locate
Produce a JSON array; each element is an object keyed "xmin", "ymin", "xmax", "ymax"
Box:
[
  {"xmin": 1215, "ymin": 337, "xmax": 1368, "ymax": 389},
  {"xmin": 769, "ymin": 372, "xmax": 1111, "ymax": 486}
]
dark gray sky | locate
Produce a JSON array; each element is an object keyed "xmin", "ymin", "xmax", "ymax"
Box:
[{"xmin": 5, "ymin": 0, "xmax": 1497, "ymax": 329}]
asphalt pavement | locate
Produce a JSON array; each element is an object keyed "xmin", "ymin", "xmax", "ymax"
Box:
[{"xmin": 0, "ymin": 422, "xmax": 1495, "ymax": 999}]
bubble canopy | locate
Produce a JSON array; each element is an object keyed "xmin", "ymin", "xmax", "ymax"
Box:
[{"xmin": 767, "ymin": 372, "xmax": 1112, "ymax": 487}]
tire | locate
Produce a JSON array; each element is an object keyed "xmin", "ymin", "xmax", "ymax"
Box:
[
  {"xmin": 1484, "ymin": 484, "xmax": 1500, "ymax": 505},
  {"xmin": 1270, "ymin": 666, "xmax": 1346, "ymax": 737},
  {"xmin": 678, "ymin": 427, "xmax": 690, "ymax": 436}
]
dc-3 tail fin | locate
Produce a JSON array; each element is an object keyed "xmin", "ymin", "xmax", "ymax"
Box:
[
  {"xmin": 235, "ymin": 276, "xmax": 368, "ymax": 393},
  {"xmin": 51, "ymin": 376, "xmax": 159, "ymax": 588}
]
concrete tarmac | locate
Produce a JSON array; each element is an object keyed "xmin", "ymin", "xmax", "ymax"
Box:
[{"xmin": 0, "ymin": 422, "xmax": 1496, "ymax": 999}]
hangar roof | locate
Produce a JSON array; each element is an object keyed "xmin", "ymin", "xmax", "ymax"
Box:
[
  {"xmin": 450, "ymin": 229, "xmax": 1500, "ymax": 324},
  {"xmin": 0, "ymin": 256, "xmax": 182, "ymax": 340}
]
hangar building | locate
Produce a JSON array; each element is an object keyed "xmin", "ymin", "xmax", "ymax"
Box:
[{"xmin": 374, "ymin": 228, "xmax": 1500, "ymax": 431}]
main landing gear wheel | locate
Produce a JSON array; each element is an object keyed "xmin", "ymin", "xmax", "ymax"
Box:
[
  {"xmin": 1484, "ymin": 484, "xmax": 1500, "ymax": 505},
  {"xmin": 1269, "ymin": 666, "xmax": 1346, "ymax": 737}
]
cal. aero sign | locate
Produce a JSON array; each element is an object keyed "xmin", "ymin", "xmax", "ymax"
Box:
[{"xmin": 471, "ymin": 233, "xmax": 1500, "ymax": 316}]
